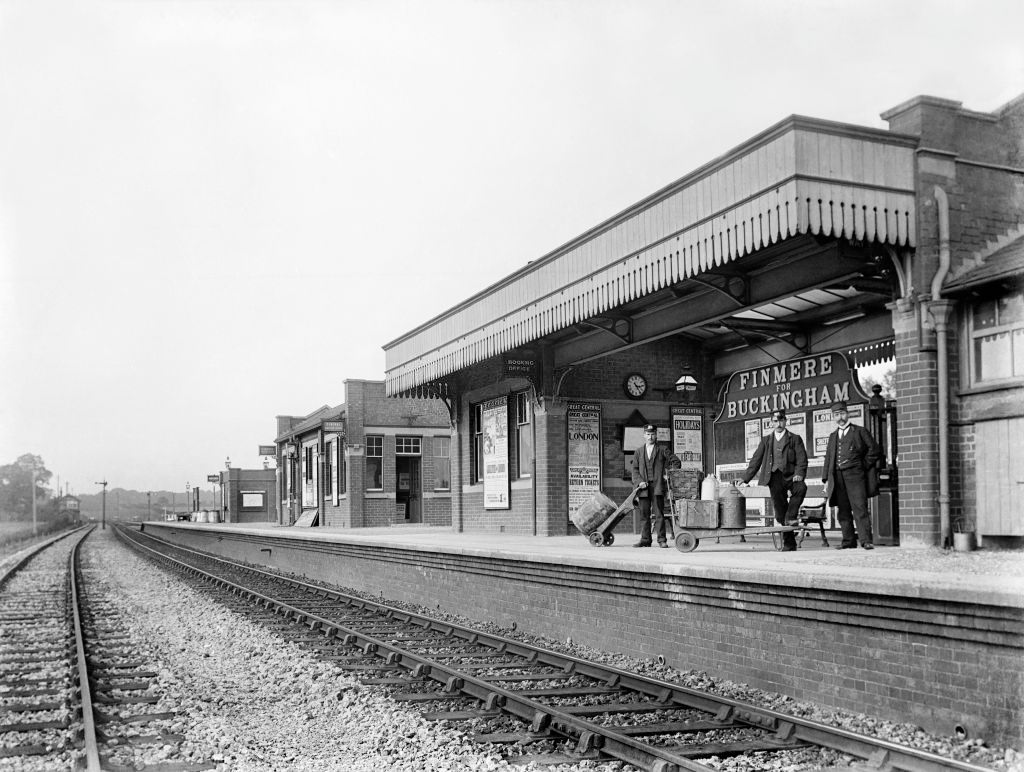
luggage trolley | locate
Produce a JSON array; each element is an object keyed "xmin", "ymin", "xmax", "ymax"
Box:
[
  {"xmin": 571, "ymin": 485, "xmax": 643, "ymax": 546},
  {"xmin": 666, "ymin": 470, "xmax": 802, "ymax": 552}
]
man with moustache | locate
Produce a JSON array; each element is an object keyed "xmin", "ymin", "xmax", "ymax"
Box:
[
  {"xmin": 822, "ymin": 401, "xmax": 882, "ymax": 550},
  {"xmin": 739, "ymin": 408, "xmax": 808, "ymax": 552},
  {"xmin": 630, "ymin": 424, "xmax": 681, "ymax": 548}
]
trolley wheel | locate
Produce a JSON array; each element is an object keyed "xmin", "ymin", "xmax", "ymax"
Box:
[
  {"xmin": 675, "ymin": 531, "xmax": 699, "ymax": 552},
  {"xmin": 603, "ymin": 532, "xmax": 615, "ymax": 546},
  {"xmin": 588, "ymin": 531, "xmax": 606, "ymax": 547}
]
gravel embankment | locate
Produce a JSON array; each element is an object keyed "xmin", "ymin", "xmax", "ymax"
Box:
[{"xmin": 93, "ymin": 530, "xmax": 1024, "ymax": 771}]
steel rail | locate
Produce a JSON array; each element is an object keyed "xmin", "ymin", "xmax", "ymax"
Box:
[
  {"xmin": 120, "ymin": 529, "xmax": 711, "ymax": 772},
  {"xmin": 119, "ymin": 526, "xmax": 996, "ymax": 772},
  {"xmin": 68, "ymin": 526, "xmax": 102, "ymax": 772},
  {"xmin": 0, "ymin": 525, "xmax": 88, "ymax": 591}
]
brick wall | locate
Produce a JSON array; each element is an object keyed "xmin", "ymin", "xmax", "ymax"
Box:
[
  {"xmin": 339, "ymin": 379, "xmax": 452, "ymax": 528},
  {"xmin": 452, "ymin": 340, "xmax": 703, "ymax": 535},
  {"xmin": 882, "ymin": 95, "xmax": 1024, "ymax": 545},
  {"xmin": 151, "ymin": 525, "xmax": 1024, "ymax": 748}
]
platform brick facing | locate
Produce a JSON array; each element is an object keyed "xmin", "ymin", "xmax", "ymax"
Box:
[{"xmin": 150, "ymin": 525, "xmax": 1024, "ymax": 747}]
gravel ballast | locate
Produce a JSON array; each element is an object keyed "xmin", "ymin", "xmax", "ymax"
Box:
[{"xmin": 91, "ymin": 529, "xmax": 1023, "ymax": 771}]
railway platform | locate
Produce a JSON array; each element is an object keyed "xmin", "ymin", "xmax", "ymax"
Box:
[{"xmin": 143, "ymin": 520, "xmax": 1024, "ymax": 749}]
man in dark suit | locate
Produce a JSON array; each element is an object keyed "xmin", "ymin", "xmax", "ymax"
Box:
[
  {"xmin": 822, "ymin": 401, "xmax": 882, "ymax": 550},
  {"xmin": 739, "ymin": 408, "xmax": 808, "ymax": 551},
  {"xmin": 630, "ymin": 424, "xmax": 681, "ymax": 548}
]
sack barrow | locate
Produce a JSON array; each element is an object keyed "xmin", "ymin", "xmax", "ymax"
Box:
[{"xmin": 584, "ymin": 485, "xmax": 643, "ymax": 547}]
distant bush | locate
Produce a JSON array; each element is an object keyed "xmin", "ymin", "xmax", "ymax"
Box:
[{"xmin": 0, "ymin": 516, "xmax": 76, "ymax": 549}]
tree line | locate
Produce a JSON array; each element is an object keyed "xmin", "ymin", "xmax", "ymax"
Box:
[{"xmin": 0, "ymin": 454, "xmax": 217, "ymax": 522}]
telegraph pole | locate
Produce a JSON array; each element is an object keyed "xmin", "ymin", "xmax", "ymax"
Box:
[
  {"xmin": 147, "ymin": 491, "xmax": 152, "ymax": 521},
  {"xmin": 95, "ymin": 480, "xmax": 108, "ymax": 529},
  {"xmin": 30, "ymin": 465, "xmax": 38, "ymax": 536}
]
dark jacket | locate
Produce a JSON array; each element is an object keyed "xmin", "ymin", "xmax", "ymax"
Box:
[
  {"xmin": 822, "ymin": 424, "xmax": 883, "ymax": 501},
  {"xmin": 630, "ymin": 443, "xmax": 680, "ymax": 497},
  {"xmin": 742, "ymin": 429, "xmax": 808, "ymax": 486}
]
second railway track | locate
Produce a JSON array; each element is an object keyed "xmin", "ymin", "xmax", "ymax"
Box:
[{"xmin": 116, "ymin": 524, "xmax": 996, "ymax": 772}]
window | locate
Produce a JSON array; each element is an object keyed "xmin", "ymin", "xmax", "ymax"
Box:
[
  {"xmin": 304, "ymin": 446, "xmax": 313, "ymax": 481},
  {"xmin": 337, "ymin": 443, "xmax": 346, "ymax": 495},
  {"xmin": 970, "ymin": 290, "xmax": 1024, "ymax": 384},
  {"xmin": 434, "ymin": 436, "xmax": 451, "ymax": 490},
  {"xmin": 471, "ymin": 403, "xmax": 483, "ymax": 483},
  {"xmin": 241, "ymin": 491, "xmax": 265, "ymax": 509},
  {"xmin": 396, "ymin": 436, "xmax": 421, "ymax": 455},
  {"xmin": 366, "ymin": 435, "xmax": 383, "ymax": 490},
  {"xmin": 516, "ymin": 391, "xmax": 533, "ymax": 478}
]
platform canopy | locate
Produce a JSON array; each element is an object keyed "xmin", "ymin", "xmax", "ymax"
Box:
[{"xmin": 385, "ymin": 116, "xmax": 917, "ymax": 396}]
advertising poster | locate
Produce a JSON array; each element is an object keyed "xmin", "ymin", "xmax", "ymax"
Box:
[
  {"xmin": 482, "ymin": 397, "xmax": 509, "ymax": 509},
  {"xmin": 744, "ymin": 419, "xmax": 762, "ymax": 460},
  {"xmin": 567, "ymin": 403, "xmax": 602, "ymax": 520},
  {"xmin": 670, "ymin": 407, "xmax": 704, "ymax": 472},
  {"xmin": 847, "ymin": 403, "xmax": 865, "ymax": 427},
  {"xmin": 812, "ymin": 409, "xmax": 833, "ymax": 456},
  {"xmin": 786, "ymin": 412, "xmax": 807, "ymax": 447}
]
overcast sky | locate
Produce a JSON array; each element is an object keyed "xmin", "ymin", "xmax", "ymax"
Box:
[{"xmin": 1, "ymin": 0, "xmax": 1021, "ymax": 495}]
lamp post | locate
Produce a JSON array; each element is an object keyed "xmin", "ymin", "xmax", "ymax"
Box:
[
  {"xmin": 147, "ymin": 491, "xmax": 152, "ymax": 521},
  {"xmin": 95, "ymin": 480, "xmax": 107, "ymax": 530},
  {"xmin": 186, "ymin": 482, "xmax": 191, "ymax": 517}
]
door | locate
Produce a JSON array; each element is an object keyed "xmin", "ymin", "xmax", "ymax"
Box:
[
  {"xmin": 396, "ymin": 457, "xmax": 422, "ymax": 523},
  {"xmin": 867, "ymin": 393, "xmax": 899, "ymax": 545},
  {"xmin": 976, "ymin": 417, "xmax": 1024, "ymax": 536}
]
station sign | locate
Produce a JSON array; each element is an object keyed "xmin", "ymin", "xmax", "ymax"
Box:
[
  {"xmin": 714, "ymin": 351, "xmax": 869, "ymax": 476},
  {"xmin": 207, "ymin": 474, "xmax": 220, "ymax": 483},
  {"xmin": 258, "ymin": 445, "xmax": 277, "ymax": 456},
  {"xmin": 716, "ymin": 352, "xmax": 861, "ymax": 421},
  {"xmin": 503, "ymin": 355, "xmax": 539, "ymax": 386}
]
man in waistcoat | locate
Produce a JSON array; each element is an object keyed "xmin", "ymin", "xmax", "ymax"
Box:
[
  {"xmin": 739, "ymin": 409, "xmax": 808, "ymax": 551},
  {"xmin": 822, "ymin": 401, "xmax": 882, "ymax": 549},
  {"xmin": 630, "ymin": 425, "xmax": 681, "ymax": 548}
]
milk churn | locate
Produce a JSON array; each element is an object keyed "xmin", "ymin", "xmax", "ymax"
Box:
[
  {"xmin": 700, "ymin": 473, "xmax": 720, "ymax": 501},
  {"xmin": 719, "ymin": 481, "xmax": 746, "ymax": 529}
]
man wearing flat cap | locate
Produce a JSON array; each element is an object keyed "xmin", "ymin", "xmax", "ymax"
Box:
[
  {"xmin": 630, "ymin": 425, "xmax": 681, "ymax": 548},
  {"xmin": 739, "ymin": 408, "xmax": 808, "ymax": 551},
  {"xmin": 822, "ymin": 401, "xmax": 882, "ymax": 549}
]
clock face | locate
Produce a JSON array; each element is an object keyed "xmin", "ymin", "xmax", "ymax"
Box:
[{"xmin": 624, "ymin": 373, "xmax": 647, "ymax": 399}]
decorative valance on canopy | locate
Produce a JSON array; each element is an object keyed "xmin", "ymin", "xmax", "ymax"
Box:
[{"xmin": 385, "ymin": 117, "xmax": 918, "ymax": 396}]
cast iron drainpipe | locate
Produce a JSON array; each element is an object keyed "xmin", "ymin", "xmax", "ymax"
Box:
[{"xmin": 931, "ymin": 186, "xmax": 953, "ymax": 548}]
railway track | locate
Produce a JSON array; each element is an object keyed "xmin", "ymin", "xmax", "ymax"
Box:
[
  {"xmin": 0, "ymin": 526, "xmax": 214, "ymax": 771},
  {"xmin": 117, "ymin": 525, "xmax": 994, "ymax": 772}
]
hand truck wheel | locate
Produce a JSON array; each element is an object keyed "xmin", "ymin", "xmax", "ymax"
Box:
[
  {"xmin": 588, "ymin": 531, "xmax": 606, "ymax": 547},
  {"xmin": 674, "ymin": 531, "xmax": 699, "ymax": 552}
]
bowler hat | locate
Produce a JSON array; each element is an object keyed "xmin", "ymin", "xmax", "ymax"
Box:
[
  {"xmin": 831, "ymin": 400, "xmax": 848, "ymax": 412},
  {"xmin": 771, "ymin": 409, "xmax": 786, "ymax": 420}
]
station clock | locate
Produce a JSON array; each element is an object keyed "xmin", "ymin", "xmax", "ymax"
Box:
[{"xmin": 623, "ymin": 372, "xmax": 648, "ymax": 399}]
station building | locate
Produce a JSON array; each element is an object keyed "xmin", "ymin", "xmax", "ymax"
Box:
[
  {"xmin": 218, "ymin": 467, "xmax": 277, "ymax": 524},
  {"xmin": 384, "ymin": 92, "xmax": 1024, "ymax": 548},
  {"xmin": 274, "ymin": 378, "xmax": 452, "ymax": 528}
]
